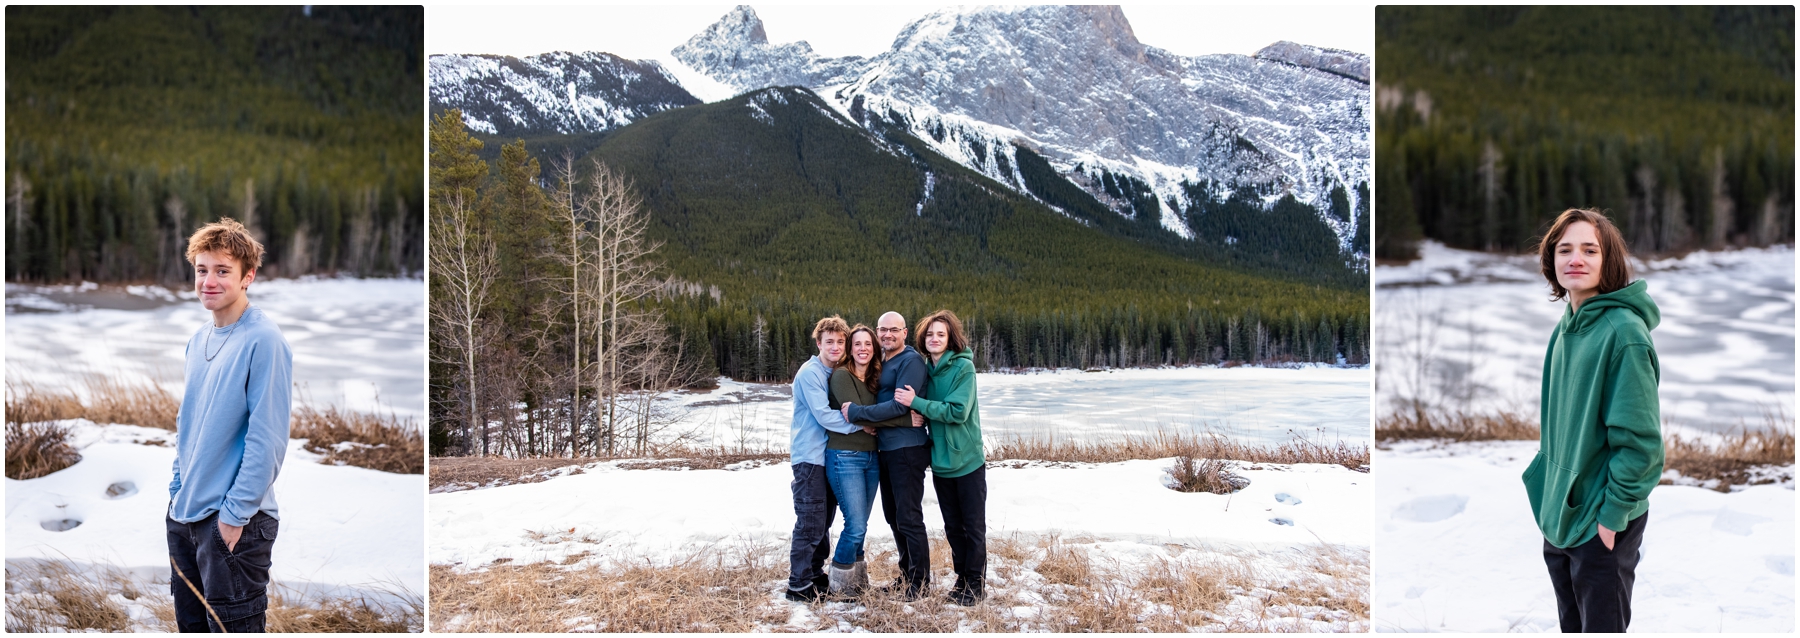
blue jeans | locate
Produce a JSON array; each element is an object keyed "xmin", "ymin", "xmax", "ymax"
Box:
[{"xmin": 825, "ymin": 449, "xmax": 881, "ymax": 566}]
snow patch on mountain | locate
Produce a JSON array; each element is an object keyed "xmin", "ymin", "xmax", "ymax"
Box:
[
  {"xmin": 675, "ymin": 5, "xmax": 1370, "ymax": 247},
  {"xmin": 429, "ymin": 51, "xmax": 699, "ymax": 137}
]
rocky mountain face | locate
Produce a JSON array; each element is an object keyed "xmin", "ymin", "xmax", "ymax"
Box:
[
  {"xmin": 672, "ymin": 5, "xmax": 1370, "ymax": 248},
  {"xmin": 428, "ymin": 51, "xmax": 698, "ymax": 137}
]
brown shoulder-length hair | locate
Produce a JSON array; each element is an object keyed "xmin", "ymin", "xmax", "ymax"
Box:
[
  {"xmin": 914, "ymin": 309, "xmax": 970, "ymax": 358},
  {"xmin": 1534, "ymin": 208, "xmax": 1632, "ymax": 302},
  {"xmin": 838, "ymin": 324, "xmax": 883, "ymax": 395}
]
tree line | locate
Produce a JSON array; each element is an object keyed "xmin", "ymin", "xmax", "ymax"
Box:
[
  {"xmin": 5, "ymin": 6, "xmax": 423, "ymax": 282},
  {"xmin": 1374, "ymin": 5, "xmax": 1793, "ymax": 259}
]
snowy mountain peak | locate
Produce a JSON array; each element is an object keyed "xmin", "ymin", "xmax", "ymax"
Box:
[
  {"xmin": 672, "ymin": 6, "xmax": 853, "ymax": 90},
  {"xmin": 1254, "ymin": 41, "xmax": 1370, "ymax": 84},
  {"xmin": 688, "ymin": 5, "xmax": 772, "ymax": 49}
]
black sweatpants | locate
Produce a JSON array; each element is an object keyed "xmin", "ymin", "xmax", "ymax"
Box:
[
  {"xmin": 878, "ymin": 444, "xmax": 932, "ymax": 592},
  {"xmin": 933, "ymin": 463, "xmax": 988, "ymax": 591},
  {"xmin": 1543, "ymin": 511, "xmax": 1648, "ymax": 633}
]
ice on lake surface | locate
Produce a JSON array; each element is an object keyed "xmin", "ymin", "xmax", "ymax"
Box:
[
  {"xmin": 6, "ymin": 278, "xmax": 425, "ymax": 421},
  {"xmin": 1377, "ymin": 241, "xmax": 1794, "ymax": 434},
  {"xmin": 665, "ymin": 365, "xmax": 1370, "ymax": 450}
]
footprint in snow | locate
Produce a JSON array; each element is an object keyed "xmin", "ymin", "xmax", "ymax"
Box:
[
  {"xmin": 1268, "ymin": 517, "xmax": 1293, "ymax": 526},
  {"xmin": 41, "ymin": 518, "xmax": 82, "ymax": 532},
  {"xmin": 105, "ymin": 480, "xmax": 138, "ymax": 499},
  {"xmin": 1274, "ymin": 492, "xmax": 1302, "ymax": 505}
]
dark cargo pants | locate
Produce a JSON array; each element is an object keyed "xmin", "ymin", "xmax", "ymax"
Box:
[{"xmin": 166, "ymin": 511, "xmax": 278, "ymax": 633}]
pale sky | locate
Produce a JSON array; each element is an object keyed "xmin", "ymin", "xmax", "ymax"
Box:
[{"xmin": 427, "ymin": 5, "xmax": 1373, "ymax": 61}]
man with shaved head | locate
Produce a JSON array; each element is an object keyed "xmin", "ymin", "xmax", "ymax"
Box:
[{"xmin": 841, "ymin": 311, "xmax": 932, "ymax": 599}]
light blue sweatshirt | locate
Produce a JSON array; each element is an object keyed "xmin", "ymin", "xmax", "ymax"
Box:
[
  {"xmin": 168, "ymin": 306, "xmax": 293, "ymax": 527},
  {"xmin": 789, "ymin": 355, "xmax": 859, "ymax": 466}
]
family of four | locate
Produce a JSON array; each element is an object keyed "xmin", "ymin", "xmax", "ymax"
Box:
[{"xmin": 785, "ymin": 310, "xmax": 988, "ymax": 606}]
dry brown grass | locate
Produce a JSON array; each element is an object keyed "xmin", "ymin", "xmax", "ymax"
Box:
[
  {"xmin": 1380, "ymin": 409, "xmax": 1795, "ymax": 488},
  {"xmin": 429, "ymin": 533, "xmax": 1368, "ymax": 633},
  {"xmin": 1375, "ymin": 409, "xmax": 1539, "ymax": 442},
  {"xmin": 6, "ymin": 377, "xmax": 179, "ymax": 430},
  {"xmin": 6, "ymin": 375, "xmax": 422, "ymax": 475},
  {"xmin": 1665, "ymin": 423, "xmax": 1795, "ymax": 491},
  {"xmin": 266, "ymin": 587, "xmax": 421, "ymax": 633},
  {"xmin": 429, "ymin": 545, "xmax": 788, "ymax": 632},
  {"xmin": 428, "ymin": 449, "xmax": 788, "ymax": 491},
  {"xmin": 5, "ymin": 562, "xmax": 134, "ymax": 632},
  {"xmin": 291, "ymin": 403, "xmax": 423, "ymax": 474},
  {"xmin": 4, "ymin": 421, "xmax": 82, "ymax": 480},
  {"xmin": 1166, "ymin": 455, "xmax": 1251, "ymax": 494},
  {"xmin": 5, "ymin": 560, "xmax": 421, "ymax": 633},
  {"xmin": 990, "ymin": 429, "xmax": 1370, "ymax": 470}
]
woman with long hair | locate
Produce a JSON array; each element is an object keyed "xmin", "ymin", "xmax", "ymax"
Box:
[
  {"xmin": 822, "ymin": 324, "xmax": 888, "ymax": 596},
  {"xmin": 894, "ymin": 309, "xmax": 987, "ymax": 605},
  {"xmin": 1521, "ymin": 208, "xmax": 1663, "ymax": 633}
]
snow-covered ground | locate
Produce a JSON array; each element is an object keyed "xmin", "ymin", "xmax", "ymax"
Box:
[
  {"xmin": 431, "ymin": 457, "xmax": 1367, "ymax": 569},
  {"xmin": 1376, "ymin": 242, "xmax": 1794, "ymax": 434},
  {"xmin": 6, "ymin": 421, "xmax": 426, "ymax": 609},
  {"xmin": 6, "ymin": 277, "xmax": 427, "ymax": 420},
  {"xmin": 431, "ymin": 454, "xmax": 1368, "ymax": 630},
  {"xmin": 665, "ymin": 366, "xmax": 1370, "ymax": 451},
  {"xmin": 1374, "ymin": 440, "xmax": 1793, "ymax": 632}
]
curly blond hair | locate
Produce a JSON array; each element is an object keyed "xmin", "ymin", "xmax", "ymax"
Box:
[{"xmin": 185, "ymin": 217, "xmax": 264, "ymax": 272}]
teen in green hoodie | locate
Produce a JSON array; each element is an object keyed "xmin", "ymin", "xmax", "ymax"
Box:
[
  {"xmin": 895, "ymin": 309, "xmax": 986, "ymax": 606},
  {"xmin": 1521, "ymin": 209, "xmax": 1663, "ymax": 633}
]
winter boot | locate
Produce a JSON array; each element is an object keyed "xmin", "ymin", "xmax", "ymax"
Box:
[
  {"xmin": 948, "ymin": 577, "xmax": 986, "ymax": 606},
  {"xmin": 851, "ymin": 560, "xmax": 870, "ymax": 593},
  {"xmin": 828, "ymin": 561, "xmax": 859, "ymax": 596}
]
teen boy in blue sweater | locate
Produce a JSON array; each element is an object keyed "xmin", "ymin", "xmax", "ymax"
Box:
[{"xmin": 166, "ymin": 218, "xmax": 293, "ymax": 632}]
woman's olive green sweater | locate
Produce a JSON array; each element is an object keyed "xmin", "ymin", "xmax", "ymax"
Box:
[{"xmin": 827, "ymin": 367, "xmax": 903, "ymax": 451}]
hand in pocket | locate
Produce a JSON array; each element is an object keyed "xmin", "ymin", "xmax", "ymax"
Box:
[
  {"xmin": 1597, "ymin": 523, "xmax": 1615, "ymax": 551},
  {"xmin": 218, "ymin": 519, "xmax": 244, "ymax": 552}
]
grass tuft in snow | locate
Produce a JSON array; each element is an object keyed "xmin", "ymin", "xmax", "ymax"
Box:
[
  {"xmin": 4, "ymin": 421, "xmax": 82, "ymax": 480},
  {"xmin": 291, "ymin": 403, "xmax": 423, "ymax": 475},
  {"xmin": 1165, "ymin": 455, "xmax": 1250, "ymax": 494}
]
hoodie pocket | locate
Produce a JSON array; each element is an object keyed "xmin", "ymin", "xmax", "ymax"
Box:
[{"xmin": 1522, "ymin": 453, "xmax": 1581, "ymax": 531}]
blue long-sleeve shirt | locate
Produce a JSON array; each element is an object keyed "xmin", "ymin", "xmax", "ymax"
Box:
[
  {"xmin": 789, "ymin": 355, "xmax": 859, "ymax": 466},
  {"xmin": 168, "ymin": 306, "xmax": 293, "ymax": 527},
  {"xmin": 846, "ymin": 346, "xmax": 931, "ymax": 451}
]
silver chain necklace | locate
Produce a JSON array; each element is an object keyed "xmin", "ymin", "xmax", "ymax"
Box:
[{"xmin": 204, "ymin": 309, "xmax": 246, "ymax": 362}]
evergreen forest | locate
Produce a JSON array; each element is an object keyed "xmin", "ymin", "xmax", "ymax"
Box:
[
  {"xmin": 1375, "ymin": 6, "xmax": 1794, "ymax": 259},
  {"xmin": 5, "ymin": 6, "xmax": 424, "ymax": 283}
]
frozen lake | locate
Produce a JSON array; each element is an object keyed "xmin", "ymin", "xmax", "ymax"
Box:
[
  {"xmin": 664, "ymin": 365, "xmax": 1371, "ymax": 450},
  {"xmin": 6, "ymin": 278, "xmax": 426, "ymax": 421},
  {"xmin": 1375, "ymin": 242, "xmax": 1794, "ymax": 434}
]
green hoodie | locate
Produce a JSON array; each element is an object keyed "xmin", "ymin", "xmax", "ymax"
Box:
[
  {"xmin": 1522, "ymin": 279, "xmax": 1664, "ymax": 549},
  {"xmin": 910, "ymin": 349, "xmax": 984, "ymax": 479}
]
